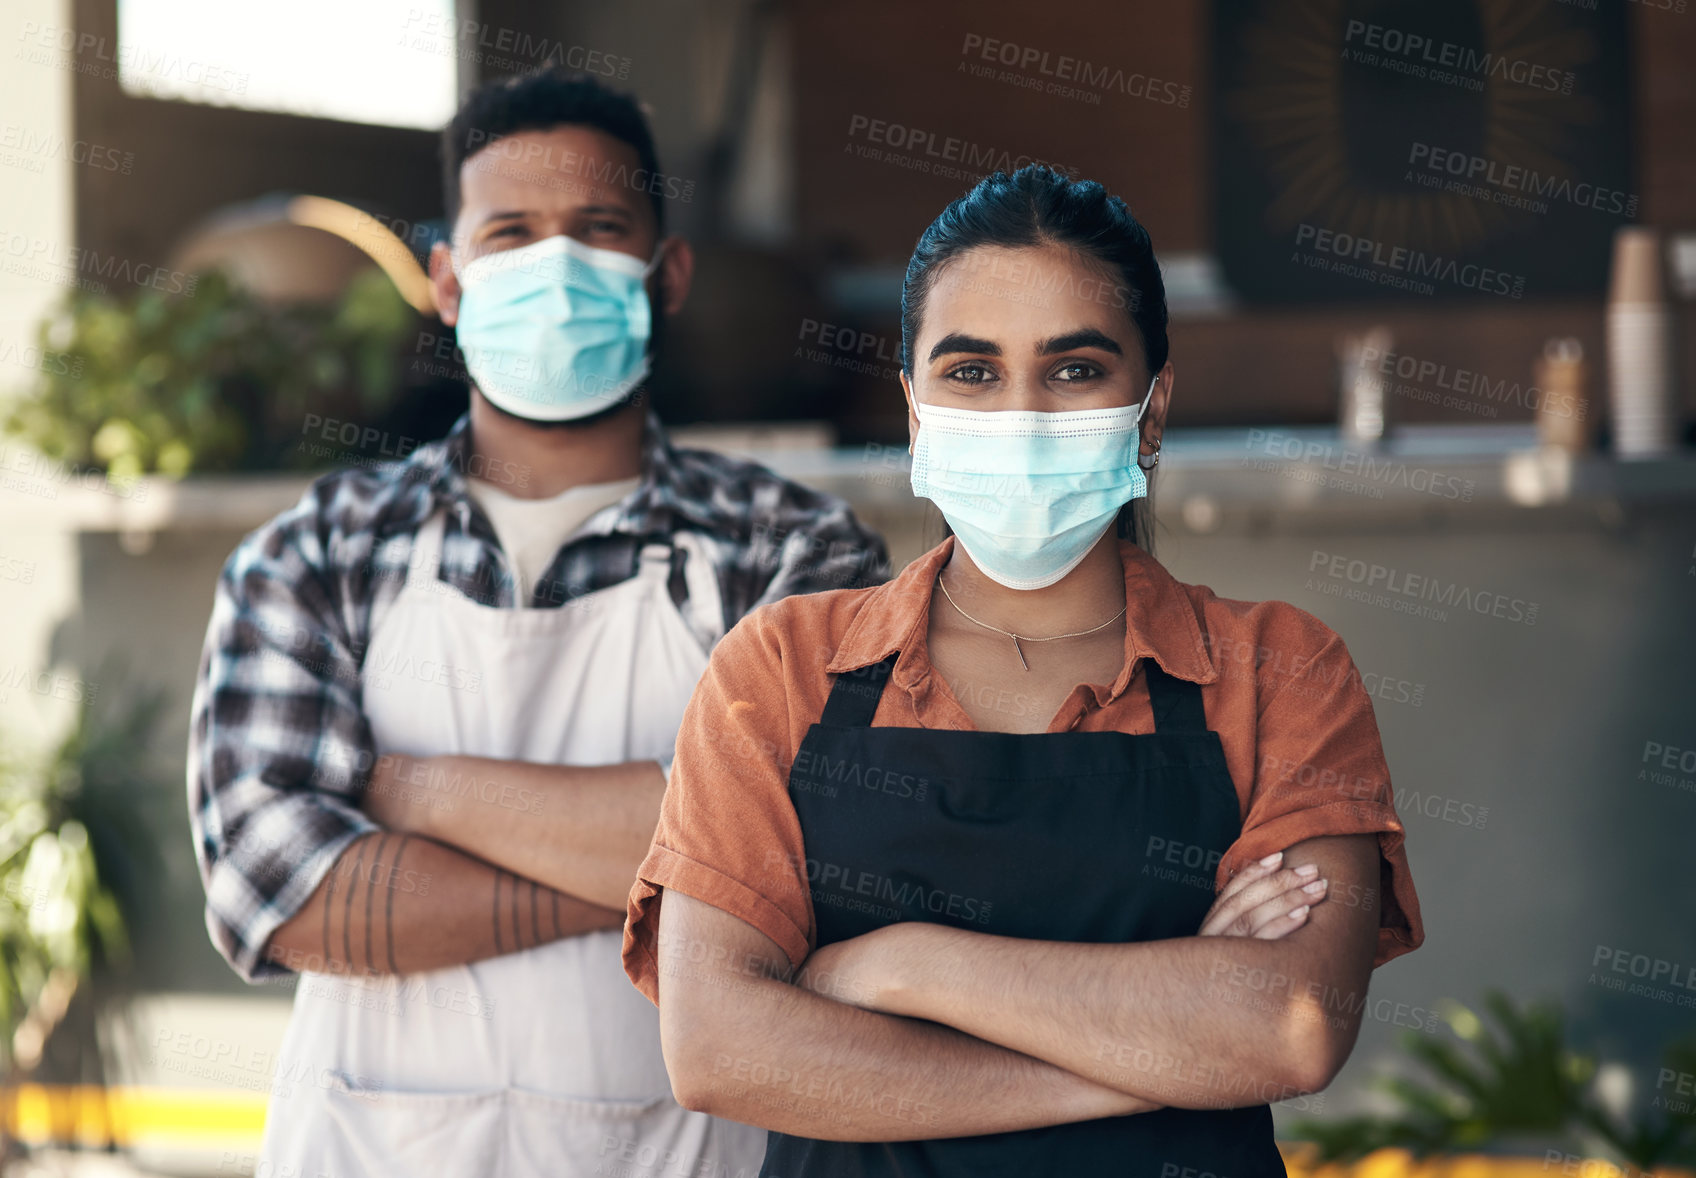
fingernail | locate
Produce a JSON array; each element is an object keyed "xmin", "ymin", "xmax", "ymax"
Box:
[
  {"xmin": 1295, "ymin": 863, "xmax": 1319, "ymax": 878},
  {"xmin": 1259, "ymin": 852, "xmax": 1283, "ymax": 867},
  {"xmin": 1303, "ymin": 879, "xmax": 1328, "ymax": 895},
  {"xmin": 1289, "ymin": 905, "xmax": 1310, "ymax": 919}
]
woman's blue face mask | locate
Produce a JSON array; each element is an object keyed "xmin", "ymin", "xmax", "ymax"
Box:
[
  {"xmin": 909, "ymin": 375, "xmax": 1159, "ymax": 590},
  {"xmin": 452, "ymin": 234, "xmax": 660, "ymax": 423}
]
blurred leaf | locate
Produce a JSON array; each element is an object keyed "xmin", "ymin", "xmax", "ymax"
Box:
[
  {"xmin": 0, "ymin": 678, "xmax": 160, "ymax": 1074},
  {"xmin": 1, "ymin": 262, "xmax": 419, "ymax": 477},
  {"xmin": 1289, "ymin": 991, "xmax": 1696, "ymax": 1170}
]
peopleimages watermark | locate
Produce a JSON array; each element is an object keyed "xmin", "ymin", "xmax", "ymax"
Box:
[
  {"xmin": 763, "ymin": 849, "xmax": 994, "ymax": 926},
  {"xmin": 396, "ymin": 9, "xmax": 632, "ymax": 79},
  {"xmin": 1206, "ymin": 960, "xmax": 1444, "ymax": 1035},
  {"xmin": 0, "ymin": 664, "xmax": 97, "ymax": 707},
  {"xmin": 1655, "ymin": 1068, "xmax": 1696, "ymax": 1115},
  {"xmin": 0, "ymin": 444, "xmax": 152, "ymax": 503},
  {"xmin": 1590, "ymin": 945, "xmax": 1696, "ymax": 1009},
  {"xmin": 1306, "ymin": 550, "xmax": 1540, "ymax": 626},
  {"xmin": 1202, "ymin": 632, "xmax": 1427, "ymax": 710},
  {"xmin": 0, "ymin": 551, "xmax": 38, "ymax": 585},
  {"xmin": 149, "ymin": 1027, "xmax": 384, "ymax": 1103},
  {"xmin": 1556, "ymin": 0, "xmax": 1685, "ymax": 15},
  {"xmin": 706, "ymin": 1052, "xmax": 937, "ymax": 1131},
  {"xmin": 1086, "ymin": 1037, "xmax": 1325, "ymax": 1113},
  {"xmin": 1293, "ymin": 224, "xmax": 1527, "ymax": 299},
  {"xmin": 596, "ymin": 1131, "xmax": 761, "ymax": 1178},
  {"xmin": 0, "ymin": 232, "xmax": 199, "ymax": 296},
  {"xmin": 796, "ymin": 317, "xmax": 903, "ymax": 383},
  {"xmin": 1406, "ymin": 142, "xmax": 1638, "ymax": 218},
  {"xmin": 459, "ymin": 126, "xmax": 694, "ymax": 205},
  {"xmin": 1242, "ymin": 430, "xmax": 1477, "ymax": 501},
  {"xmin": 0, "ymin": 337, "xmax": 83, "ymax": 379},
  {"xmin": 1342, "ymin": 19, "xmax": 1575, "ymax": 94},
  {"xmin": 1350, "ymin": 342, "xmax": 1587, "ymax": 421},
  {"xmin": 844, "ymin": 113, "xmax": 1078, "ymax": 185},
  {"xmin": 957, "ymin": 32, "xmax": 1191, "ymax": 108},
  {"xmin": 0, "ymin": 122, "xmax": 133, "ymax": 176},
  {"xmin": 1637, "ymin": 739, "xmax": 1696, "ymax": 796},
  {"xmin": 15, "ymin": 21, "xmax": 250, "ymax": 95}
]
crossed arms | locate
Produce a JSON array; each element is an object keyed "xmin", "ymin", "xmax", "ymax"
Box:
[
  {"xmin": 655, "ymin": 834, "xmax": 1382, "ymax": 1142},
  {"xmin": 263, "ymin": 754, "xmax": 664, "ymax": 976}
]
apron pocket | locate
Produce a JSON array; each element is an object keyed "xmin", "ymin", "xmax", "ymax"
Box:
[
  {"xmin": 321, "ymin": 1073, "xmax": 506, "ymax": 1175},
  {"xmin": 505, "ymin": 1087, "xmax": 729, "ymax": 1176}
]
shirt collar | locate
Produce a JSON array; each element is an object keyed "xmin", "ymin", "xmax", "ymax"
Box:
[
  {"xmin": 824, "ymin": 535, "xmax": 1219, "ymax": 696},
  {"xmin": 395, "ymin": 406, "xmax": 705, "ymax": 538}
]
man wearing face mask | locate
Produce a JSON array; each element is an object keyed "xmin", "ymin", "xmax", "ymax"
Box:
[{"xmin": 186, "ymin": 69, "xmax": 888, "ymax": 1175}]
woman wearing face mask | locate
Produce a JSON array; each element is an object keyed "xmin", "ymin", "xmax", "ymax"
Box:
[{"xmin": 623, "ymin": 165, "xmax": 1424, "ymax": 1178}]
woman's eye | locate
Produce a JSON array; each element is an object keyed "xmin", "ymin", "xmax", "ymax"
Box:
[
  {"xmin": 1053, "ymin": 361, "xmax": 1101, "ymax": 382},
  {"xmin": 945, "ymin": 363, "xmax": 995, "ymax": 385}
]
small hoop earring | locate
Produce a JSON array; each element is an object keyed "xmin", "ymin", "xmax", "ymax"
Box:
[{"xmin": 1137, "ymin": 447, "xmax": 1161, "ymax": 471}]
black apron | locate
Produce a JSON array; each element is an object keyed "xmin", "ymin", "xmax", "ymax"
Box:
[{"xmin": 761, "ymin": 652, "xmax": 1289, "ymax": 1178}]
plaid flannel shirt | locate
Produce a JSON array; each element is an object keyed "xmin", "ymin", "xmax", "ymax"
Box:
[{"xmin": 187, "ymin": 408, "xmax": 890, "ymax": 980}]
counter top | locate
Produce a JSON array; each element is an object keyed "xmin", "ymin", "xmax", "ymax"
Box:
[{"xmin": 3, "ymin": 426, "xmax": 1692, "ymax": 538}]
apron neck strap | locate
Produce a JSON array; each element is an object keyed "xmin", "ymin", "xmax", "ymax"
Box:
[
  {"xmin": 1143, "ymin": 659, "xmax": 1207, "ymax": 734},
  {"xmin": 819, "ymin": 653, "xmax": 898, "ymax": 727}
]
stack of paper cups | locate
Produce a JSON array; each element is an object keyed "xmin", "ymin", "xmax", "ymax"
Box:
[{"xmin": 1605, "ymin": 226, "xmax": 1677, "ymax": 458}]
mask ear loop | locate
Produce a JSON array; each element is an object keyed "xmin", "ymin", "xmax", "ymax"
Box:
[{"xmin": 1136, "ymin": 374, "xmax": 1161, "ymax": 470}]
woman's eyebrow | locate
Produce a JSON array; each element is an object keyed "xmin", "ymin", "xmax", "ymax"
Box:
[
  {"xmin": 1035, "ymin": 329, "xmax": 1123, "ymax": 356},
  {"xmin": 927, "ymin": 333, "xmax": 1001, "ymax": 363}
]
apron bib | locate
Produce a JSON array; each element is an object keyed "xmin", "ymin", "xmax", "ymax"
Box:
[
  {"xmin": 763, "ymin": 653, "xmax": 1289, "ymax": 1178},
  {"xmin": 260, "ymin": 510, "xmax": 767, "ymax": 1176}
]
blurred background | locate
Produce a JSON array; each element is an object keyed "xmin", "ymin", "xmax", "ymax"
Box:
[{"xmin": 1, "ymin": 0, "xmax": 1693, "ymax": 1173}]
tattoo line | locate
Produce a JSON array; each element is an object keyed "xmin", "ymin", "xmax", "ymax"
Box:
[
  {"xmin": 387, "ymin": 835, "xmax": 410, "ymax": 974},
  {"xmin": 344, "ymin": 835, "xmax": 370, "ymax": 974},
  {"xmin": 365, "ymin": 833, "xmax": 388, "ymax": 976}
]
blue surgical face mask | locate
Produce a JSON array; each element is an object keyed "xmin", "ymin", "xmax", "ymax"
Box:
[
  {"xmin": 453, "ymin": 234, "xmax": 659, "ymax": 423},
  {"xmin": 909, "ymin": 376, "xmax": 1159, "ymax": 591}
]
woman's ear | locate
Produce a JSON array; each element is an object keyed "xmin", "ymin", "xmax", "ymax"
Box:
[
  {"xmin": 901, "ymin": 371, "xmax": 920, "ymax": 454},
  {"xmin": 1141, "ymin": 363, "xmax": 1174, "ymax": 456}
]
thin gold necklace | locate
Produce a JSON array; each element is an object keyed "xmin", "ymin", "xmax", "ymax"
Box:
[{"xmin": 935, "ymin": 574, "xmax": 1126, "ymax": 672}]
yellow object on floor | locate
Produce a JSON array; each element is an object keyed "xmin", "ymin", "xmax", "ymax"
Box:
[{"xmin": 4, "ymin": 1088, "xmax": 1693, "ymax": 1178}]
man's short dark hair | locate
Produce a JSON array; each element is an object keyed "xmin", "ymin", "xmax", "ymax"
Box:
[{"xmin": 441, "ymin": 68, "xmax": 665, "ymax": 231}]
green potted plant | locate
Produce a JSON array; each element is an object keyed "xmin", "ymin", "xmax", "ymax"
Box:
[
  {"xmin": 1286, "ymin": 990, "xmax": 1696, "ymax": 1177},
  {"xmin": 1, "ymin": 265, "xmax": 417, "ymax": 482}
]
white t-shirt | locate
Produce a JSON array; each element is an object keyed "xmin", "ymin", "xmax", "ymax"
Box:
[{"xmin": 466, "ymin": 474, "xmax": 642, "ymax": 604}]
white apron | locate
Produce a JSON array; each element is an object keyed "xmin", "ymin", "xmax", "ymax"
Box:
[{"xmin": 259, "ymin": 508, "xmax": 766, "ymax": 1177}]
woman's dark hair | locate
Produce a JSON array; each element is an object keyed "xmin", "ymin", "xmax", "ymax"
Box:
[
  {"xmin": 442, "ymin": 68, "xmax": 664, "ymax": 231},
  {"xmin": 901, "ymin": 164, "xmax": 1169, "ymax": 553}
]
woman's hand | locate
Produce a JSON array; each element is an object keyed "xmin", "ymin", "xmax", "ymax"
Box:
[{"xmin": 1198, "ymin": 850, "xmax": 1328, "ymax": 939}]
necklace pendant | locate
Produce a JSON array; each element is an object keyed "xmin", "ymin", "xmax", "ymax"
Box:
[{"xmin": 1012, "ymin": 636, "xmax": 1029, "ymax": 671}]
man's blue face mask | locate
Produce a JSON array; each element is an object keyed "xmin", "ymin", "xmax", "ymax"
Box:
[
  {"xmin": 909, "ymin": 375, "xmax": 1160, "ymax": 591},
  {"xmin": 452, "ymin": 234, "xmax": 660, "ymax": 423}
]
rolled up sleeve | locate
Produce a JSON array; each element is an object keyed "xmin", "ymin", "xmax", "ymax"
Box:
[
  {"xmin": 1214, "ymin": 629, "xmax": 1425, "ymax": 968},
  {"xmin": 623, "ymin": 606, "xmax": 814, "ymax": 1004},
  {"xmin": 187, "ymin": 508, "xmax": 379, "ymax": 982}
]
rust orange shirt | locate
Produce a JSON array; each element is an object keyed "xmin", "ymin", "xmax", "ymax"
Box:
[{"xmin": 623, "ymin": 535, "xmax": 1424, "ymax": 1002}]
